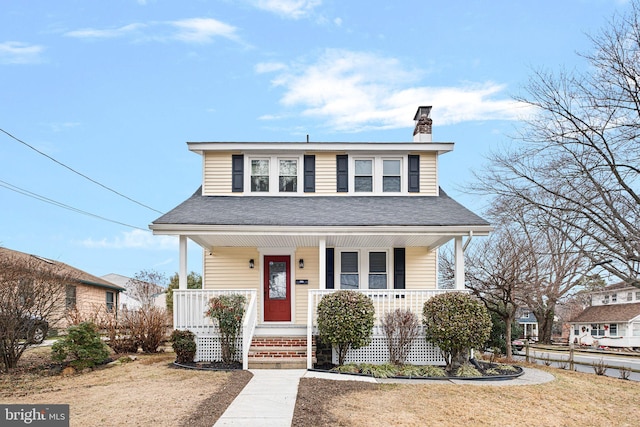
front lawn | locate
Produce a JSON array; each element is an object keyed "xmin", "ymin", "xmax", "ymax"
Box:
[
  {"xmin": 292, "ymin": 363, "xmax": 639, "ymax": 426},
  {"xmin": 0, "ymin": 346, "xmax": 251, "ymax": 427}
]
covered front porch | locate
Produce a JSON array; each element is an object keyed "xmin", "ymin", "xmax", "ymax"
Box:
[{"xmin": 173, "ymin": 287, "xmax": 469, "ymax": 369}]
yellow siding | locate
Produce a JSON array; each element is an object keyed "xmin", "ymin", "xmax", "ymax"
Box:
[
  {"xmin": 419, "ymin": 152, "xmax": 438, "ymax": 196},
  {"xmin": 204, "ymin": 247, "xmax": 261, "ymax": 319},
  {"xmin": 405, "ymin": 247, "xmax": 437, "ymax": 289},
  {"xmin": 203, "ymin": 152, "xmax": 233, "ymax": 195},
  {"xmin": 314, "ymin": 152, "xmax": 340, "ymax": 194},
  {"xmin": 294, "ymin": 247, "xmax": 320, "ymax": 325}
]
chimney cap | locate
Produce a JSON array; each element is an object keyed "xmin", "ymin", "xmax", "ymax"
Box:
[{"xmin": 413, "ymin": 106, "xmax": 432, "ymax": 121}]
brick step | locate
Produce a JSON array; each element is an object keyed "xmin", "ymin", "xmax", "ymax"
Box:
[
  {"xmin": 247, "ymin": 357, "xmax": 310, "ymax": 369},
  {"xmin": 249, "ymin": 346, "xmax": 308, "ymax": 357}
]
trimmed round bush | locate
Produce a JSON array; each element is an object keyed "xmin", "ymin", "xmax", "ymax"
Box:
[
  {"xmin": 422, "ymin": 292, "xmax": 491, "ymax": 372},
  {"xmin": 170, "ymin": 329, "xmax": 197, "ymax": 364},
  {"xmin": 317, "ymin": 290, "xmax": 375, "ymax": 366}
]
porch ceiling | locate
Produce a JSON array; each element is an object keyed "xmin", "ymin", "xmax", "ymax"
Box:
[{"xmin": 185, "ymin": 232, "xmax": 461, "ymax": 251}]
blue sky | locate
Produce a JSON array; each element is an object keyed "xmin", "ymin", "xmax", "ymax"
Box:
[{"xmin": 0, "ymin": 0, "xmax": 629, "ymax": 284}]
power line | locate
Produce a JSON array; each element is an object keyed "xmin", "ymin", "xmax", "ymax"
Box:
[
  {"xmin": 0, "ymin": 127, "xmax": 163, "ymax": 214},
  {"xmin": 0, "ymin": 179, "xmax": 149, "ymax": 231}
]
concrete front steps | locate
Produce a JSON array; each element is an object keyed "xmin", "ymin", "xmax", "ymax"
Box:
[{"xmin": 248, "ymin": 336, "xmax": 316, "ymax": 369}]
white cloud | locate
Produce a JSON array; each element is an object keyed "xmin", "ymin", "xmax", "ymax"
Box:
[
  {"xmin": 65, "ymin": 23, "xmax": 145, "ymax": 39},
  {"xmin": 255, "ymin": 61, "xmax": 287, "ymax": 73},
  {"xmin": 170, "ymin": 18, "xmax": 239, "ymax": 43},
  {"xmin": 266, "ymin": 49, "xmax": 529, "ymax": 131},
  {"xmin": 64, "ymin": 19, "xmax": 242, "ymax": 45},
  {"xmin": 79, "ymin": 230, "xmax": 177, "ymax": 250},
  {"xmin": 251, "ymin": 0, "xmax": 321, "ymax": 19},
  {"xmin": 0, "ymin": 41, "xmax": 44, "ymax": 64}
]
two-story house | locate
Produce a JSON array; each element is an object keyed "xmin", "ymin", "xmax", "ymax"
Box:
[
  {"xmin": 150, "ymin": 106, "xmax": 492, "ymax": 368},
  {"xmin": 569, "ymin": 282, "xmax": 640, "ymax": 349}
]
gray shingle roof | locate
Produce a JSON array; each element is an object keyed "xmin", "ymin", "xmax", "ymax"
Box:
[
  {"xmin": 152, "ymin": 187, "xmax": 490, "ymax": 228},
  {"xmin": 570, "ymin": 303, "xmax": 640, "ymax": 323}
]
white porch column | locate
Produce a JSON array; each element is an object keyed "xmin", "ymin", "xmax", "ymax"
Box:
[
  {"xmin": 454, "ymin": 236, "xmax": 465, "ymax": 290},
  {"xmin": 319, "ymin": 238, "xmax": 326, "ymax": 289},
  {"xmin": 179, "ymin": 235, "xmax": 188, "ymax": 290}
]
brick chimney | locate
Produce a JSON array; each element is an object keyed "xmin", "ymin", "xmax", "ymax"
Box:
[{"xmin": 413, "ymin": 106, "xmax": 432, "ymax": 142}]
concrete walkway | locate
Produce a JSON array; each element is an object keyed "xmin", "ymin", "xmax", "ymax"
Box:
[
  {"xmin": 214, "ymin": 369, "xmax": 306, "ymax": 426},
  {"xmin": 213, "ymin": 367, "xmax": 554, "ymax": 426}
]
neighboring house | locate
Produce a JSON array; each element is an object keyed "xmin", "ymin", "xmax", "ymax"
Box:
[
  {"xmin": 569, "ymin": 282, "xmax": 640, "ymax": 349},
  {"xmin": 101, "ymin": 273, "xmax": 167, "ymax": 311},
  {"xmin": 0, "ymin": 247, "xmax": 124, "ymax": 329},
  {"xmin": 515, "ymin": 307, "xmax": 538, "ymax": 341},
  {"xmin": 150, "ymin": 106, "xmax": 492, "ymax": 368}
]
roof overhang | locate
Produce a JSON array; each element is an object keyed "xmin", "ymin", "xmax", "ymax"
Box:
[
  {"xmin": 150, "ymin": 224, "xmax": 492, "ymax": 251},
  {"xmin": 187, "ymin": 141, "xmax": 455, "ymax": 156}
]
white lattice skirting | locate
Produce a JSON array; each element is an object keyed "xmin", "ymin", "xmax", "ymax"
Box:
[
  {"xmin": 195, "ymin": 336, "xmax": 243, "ymax": 362},
  {"xmin": 332, "ymin": 337, "xmax": 445, "ymax": 365}
]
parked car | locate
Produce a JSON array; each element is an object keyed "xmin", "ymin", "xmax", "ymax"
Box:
[
  {"xmin": 23, "ymin": 315, "xmax": 49, "ymax": 344},
  {"xmin": 512, "ymin": 339, "xmax": 526, "ymax": 351}
]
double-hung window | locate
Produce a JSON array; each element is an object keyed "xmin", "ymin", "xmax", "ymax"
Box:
[
  {"xmin": 351, "ymin": 157, "xmax": 403, "ymax": 193},
  {"xmin": 609, "ymin": 324, "xmax": 618, "ymax": 336},
  {"xmin": 340, "ymin": 252, "xmax": 359, "ymax": 289},
  {"xmin": 251, "ymin": 159, "xmax": 270, "ymax": 192},
  {"xmin": 249, "ymin": 156, "xmax": 300, "ymax": 194},
  {"xmin": 338, "ymin": 250, "xmax": 389, "ymax": 289},
  {"xmin": 591, "ymin": 324, "xmax": 605, "ymax": 336},
  {"xmin": 368, "ymin": 252, "xmax": 387, "ymax": 289},
  {"xmin": 106, "ymin": 291, "xmax": 115, "ymax": 312},
  {"xmin": 279, "ymin": 159, "xmax": 297, "ymax": 192},
  {"xmin": 354, "ymin": 159, "xmax": 373, "ymax": 192},
  {"xmin": 382, "ymin": 160, "xmax": 401, "ymax": 192}
]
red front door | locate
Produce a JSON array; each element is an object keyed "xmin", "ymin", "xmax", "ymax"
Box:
[{"xmin": 263, "ymin": 255, "xmax": 291, "ymax": 321}]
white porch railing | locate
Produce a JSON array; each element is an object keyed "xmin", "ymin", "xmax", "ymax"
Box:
[
  {"xmin": 306, "ymin": 289, "xmax": 470, "ymax": 369},
  {"xmin": 173, "ymin": 289, "xmax": 257, "ymax": 369}
]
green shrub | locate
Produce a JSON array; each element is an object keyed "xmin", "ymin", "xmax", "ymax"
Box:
[
  {"xmin": 170, "ymin": 329, "xmax": 197, "ymax": 364},
  {"xmin": 205, "ymin": 294, "xmax": 246, "ymax": 363},
  {"xmin": 455, "ymin": 363, "xmax": 482, "ymax": 377},
  {"xmin": 423, "ymin": 292, "xmax": 492, "ymax": 373},
  {"xmin": 51, "ymin": 322, "xmax": 110, "ymax": 370},
  {"xmin": 418, "ymin": 365, "xmax": 447, "ymax": 378},
  {"xmin": 316, "ymin": 290, "xmax": 375, "ymax": 366}
]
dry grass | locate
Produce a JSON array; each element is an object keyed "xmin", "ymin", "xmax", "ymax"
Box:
[
  {"xmin": 294, "ymin": 364, "xmax": 640, "ymax": 427},
  {"xmin": 0, "ymin": 347, "xmax": 250, "ymax": 427}
]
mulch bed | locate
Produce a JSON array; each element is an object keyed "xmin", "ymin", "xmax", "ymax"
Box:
[
  {"xmin": 292, "ymin": 377, "xmax": 378, "ymax": 427},
  {"xmin": 172, "ymin": 361, "xmax": 243, "ymax": 371},
  {"xmin": 180, "ymin": 369, "xmax": 253, "ymax": 427}
]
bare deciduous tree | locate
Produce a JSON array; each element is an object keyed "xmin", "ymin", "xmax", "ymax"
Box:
[
  {"xmin": 0, "ymin": 248, "xmax": 77, "ymax": 371},
  {"xmin": 460, "ymin": 221, "xmax": 535, "ymax": 358},
  {"xmin": 474, "ymin": 1, "xmax": 640, "ymax": 286},
  {"xmin": 127, "ymin": 270, "xmax": 167, "ymax": 309}
]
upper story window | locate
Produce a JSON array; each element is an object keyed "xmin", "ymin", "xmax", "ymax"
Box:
[
  {"xmin": 522, "ymin": 310, "xmax": 530, "ymax": 319},
  {"xmin": 279, "ymin": 160, "xmax": 298, "ymax": 192},
  {"xmin": 611, "ymin": 293, "xmax": 617, "ymax": 303},
  {"xmin": 383, "ymin": 160, "xmax": 401, "ymax": 192},
  {"xmin": 248, "ymin": 156, "xmax": 301, "ymax": 194},
  {"xmin": 350, "ymin": 157, "xmax": 403, "ymax": 193},
  {"xmin": 628, "ymin": 292, "xmax": 633, "ymax": 302},
  {"xmin": 251, "ymin": 159, "xmax": 270, "ymax": 192},
  {"xmin": 354, "ymin": 159, "xmax": 373, "ymax": 192}
]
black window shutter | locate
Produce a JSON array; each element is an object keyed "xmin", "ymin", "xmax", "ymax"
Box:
[
  {"xmin": 394, "ymin": 248, "xmax": 406, "ymax": 289},
  {"xmin": 304, "ymin": 155, "xmax": 315, "ymax": 193},
  {"xmin": 232, "ymin": 154, "xmax": 244, "ymax": 192},
  {"xmin": 408, "ymin": 155, "xmax": 420, "ymax": 193},
  {"xmin": 326, "ymin": 248, "xmax": 335, "ymax": 289},
  {"xmin": 336, "ymin": 155, "xmax": 348, "ymax": 192}
]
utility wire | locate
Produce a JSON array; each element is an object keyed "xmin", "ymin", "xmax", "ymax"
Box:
[
  {"xmin": 0, "ymin": 128, "xmax": 163, "ymax": 214},
  {"xmin": 0, "ymin": 179, "xmax": 149, "ymax": 231}
]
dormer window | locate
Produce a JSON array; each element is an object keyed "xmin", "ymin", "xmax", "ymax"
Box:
[
  {"xmin": 383, "ymin": 160, "xmax": 401, "ymax": 192},
  {"xmin": 350, "ymin": 157, "xmax": 404, "ymax": 193},
  {"xmin": 247, "ymin": 156, "xmax": 302, "ymax": 194},
  {"xmin": 279, "ymin": 160, "xmax": 297, "ymax": 192},
  {"xmin": 251, "ymin": 159, "xmax": 270, "ymax": 192},
  {"xmin": 354, "ymin": 159, "xmax": 373, "ymax": 192}
]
